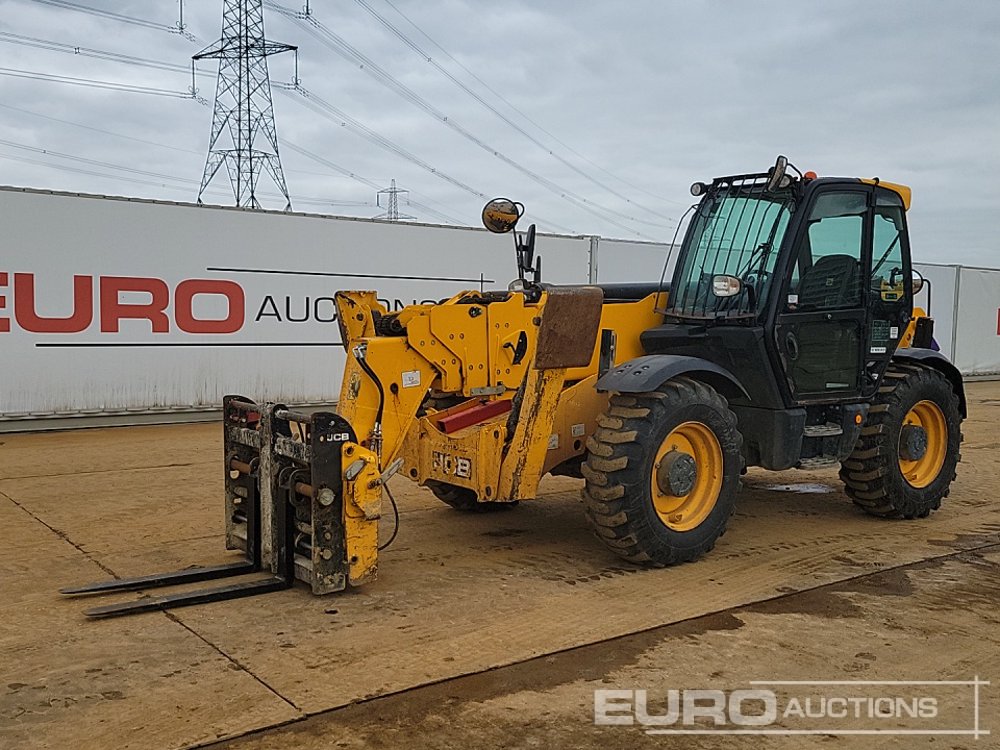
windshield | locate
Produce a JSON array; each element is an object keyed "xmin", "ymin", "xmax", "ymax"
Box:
[{"xmin": 668, "ymin": 180, "xmax": 795, "ymax": 319}]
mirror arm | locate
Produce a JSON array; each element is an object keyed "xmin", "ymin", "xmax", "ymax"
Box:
[{"xmin": 514, "ymin": 224, "xmax": 540, "ymax": 284}]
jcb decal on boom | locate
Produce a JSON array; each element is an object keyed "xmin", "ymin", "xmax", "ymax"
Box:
[{"xmin": 432, "ymin": 451, "xmax": 473, "ymax": 479}]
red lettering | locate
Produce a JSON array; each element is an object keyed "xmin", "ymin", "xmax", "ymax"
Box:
[
  {"xmin": 13, "ymin": 273, "xmax": 93, "ymax": 333},
  {"xmin": 0, "ymin": 273, "xmax": 7, "ymax": 333},
  {"xmin": 100, "ymin": 277, "xmax": 169, "ymax": 333},
  {"xmin": 174, "ymin": 279, "xmax": 245, "ymax": 334}
]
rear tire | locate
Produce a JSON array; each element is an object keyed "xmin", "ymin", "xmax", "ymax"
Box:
[
  {"xmin": 840, "ymin": 364, "xmax": 962, "ymax": 518},
  {"xmin": 582, "ymin": 377, "xmax": 743, "ymax": 565}
]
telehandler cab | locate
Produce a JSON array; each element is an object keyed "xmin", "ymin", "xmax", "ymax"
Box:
[{"xmin": 64, "ymin": 156, "xmax": 964, "ymax": 617}]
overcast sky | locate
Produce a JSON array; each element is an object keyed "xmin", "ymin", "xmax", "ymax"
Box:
[{"xmin": 0, "ymin": 1, "xmax": 997, "ymax": 264}]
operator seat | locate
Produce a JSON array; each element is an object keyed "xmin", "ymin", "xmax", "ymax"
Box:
[{"xmin": 797, "ymin": 254, "xmax": 861, "ymax": 309}]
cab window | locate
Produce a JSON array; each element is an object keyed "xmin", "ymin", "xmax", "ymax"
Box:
[
  {"xmin": 870, "ymin": 190, "xmax": 907, "ymax": 305},
  {"xmin": 787, "ymin": 191, "xmax": 866, "ymax": 311}
]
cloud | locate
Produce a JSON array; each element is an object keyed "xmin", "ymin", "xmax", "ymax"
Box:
[{"xmin": 0, "ymin": 0, "xmax": 996, "ymax": 262}]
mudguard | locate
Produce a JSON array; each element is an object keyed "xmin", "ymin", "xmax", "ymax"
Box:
[
  {"xmin": 892, "ymin": 347, "xmax": 967, "ymax": 417},
  {"xmin": 596, "ymin": 354, "xmax": 748, "ymax": 399}
]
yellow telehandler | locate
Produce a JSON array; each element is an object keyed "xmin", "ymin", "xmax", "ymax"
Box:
[{"xmin": 64, "ymin": 157, "xmax": 965, "ymax": 617}]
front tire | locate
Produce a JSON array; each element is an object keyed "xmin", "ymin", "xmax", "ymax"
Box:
[
  {"xmin": 582, "ymin": 377, "xmax": 743, "ymax": 565},
  {"xmin": 425, "ymin": 479, "xmax": 480, "ymax": 511},
  {"xmin": 425, "ymin": 480, "xmax": 517, "ymax": 512},
  {"xmin": 840, "ymin": 364, "xmax": 962, "ymax": 518}
]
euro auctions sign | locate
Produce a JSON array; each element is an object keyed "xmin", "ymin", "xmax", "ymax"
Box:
[
  {"xmin": 594, "ymin": 679, "xmax": 990, "ymax": 738},
  {"xmin": 0, "ymin": 269, "xmax": 460, "ymax": 342},
  {"xmin": 0, "ymin": 272, "xmax": 247, "ymax": 335}
]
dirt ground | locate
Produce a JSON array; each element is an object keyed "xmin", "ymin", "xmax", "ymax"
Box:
[{"xmin": 1, "ymin": 382, "xmax": 998, "ymax": 750}]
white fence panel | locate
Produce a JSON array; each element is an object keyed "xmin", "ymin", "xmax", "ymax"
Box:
[
  {"xmin": 953, "ymin": 266, "xmax": 1000, "ymax": 375},
  {"xmin": 1, "ymin": 188, "xmax": 994, "ymax": 429},
  {"xmin": 913, "ymin": 262, "xmax": 958, "ymax": 361},
  {"xmin": 594, "ymin": 238, "xmax": 674, "ymax": 284}
]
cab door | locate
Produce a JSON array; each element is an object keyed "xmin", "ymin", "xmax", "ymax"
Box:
[
  {"xmin": 774, "ymin": 188, "xmax": 870, "ymax": 401},
  {"xmin": 862, "ymin": 186, "xmax": 914, "ymax": 394}
]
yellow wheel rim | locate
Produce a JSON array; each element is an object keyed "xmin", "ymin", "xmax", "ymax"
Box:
[
  {"xmin": 898, "ymin": 400, "xmax": 948, "ymax": 489},
  {"xmin": 650, "ymin": 421, "xmax": 723, "ymax": 532}
]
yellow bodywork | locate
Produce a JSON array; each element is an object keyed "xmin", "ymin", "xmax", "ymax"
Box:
[
  {"xmin": 861, "ymin": 178, "xmax": 912, "ymax": 210},
  {"xmin": 899, "ymin": 306, "xmax": 929, "ymax": 349},
  {"xmin": 341, "ymin": 441, "xmax": 382, "ymax": 585},
  {"xmin": 334, "ymin": 287, "xmax": 665, "ymax": 516}
]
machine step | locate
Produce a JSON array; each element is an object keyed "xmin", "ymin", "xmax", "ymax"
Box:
[
  {"xmin": 803, "ymin": 423, "xmax": 843, "ymax": 438},
  {"xmin": 797, "ymin": 456, "xmax": 840, "ymax": 469}
]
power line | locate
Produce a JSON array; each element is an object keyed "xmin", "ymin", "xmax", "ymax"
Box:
[
  {"xmin": 0, "ymin": 32, "xmax": 200, "ymax": 75},
  {"xmin": 0, "ymin": 150, "xmax": 199, "ymax": 191},
  {"xmin": 0, "ymin": 19, "xmax": 463, "ymax": 221},
  {"xmin": 270, "ymin": 1, "xmax": 662, "ymax": 236},
  {"xmin": 279, "ymin": 85, "xmax": 486, "ymax": 199},
  {"xmin": 0, "ymin": 58, "xmax": 467, "ymax": 223},
  {"xmin": 281, "ymin": 90, "xmax": 577, "ymax": 233},
  {"xmin": 0, "ymin": 19, "xmax": 538, "ymax": 229},
  {"xmin": 0, "ymin": 137, "xmax": 201, "ymax": 183},
  {"xmin": 0, "ymin": 136, "xmax": 384, "ymax": 211},
  {"xmin": 27, "ymin": 0, "xmax": 199, "ymax": 41},
  {"xmin": 0, "ymin": 98, "xmax": 550, "ymax": 229},
  {"xmin": 0, "ymin": 67, "xmax": 195, "ymax": 98},
  {"xmin": 17, "ymin": 0, "xmax": 672, "ymax": 235},
  {"xmin": 9, "ymin": 6, "xmax": 599, "ymax": 234},
  {"xmin": 265, "ymin": 1, "xmax": 663, "ymax": 239},
  {"xmin": 0, "ymin": 101, "xmax": 201, "ymax": 156},
  {"xmin": 377, "ymin": 0, "xmax": 678, "ymax": 207},
  {"xmin": 352, "ymin": 0, "xmax": 673, "ymax": 218},
  {"xmin": 0, "ymin": 55, "xmax": 324, "ymax": 185}
]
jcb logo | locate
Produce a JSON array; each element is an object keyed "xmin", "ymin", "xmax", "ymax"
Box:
[
  {"xmin": 432, "ymin": 451, "xmax": 473, "ymax": 479},
  {"xmin": 0, "ymin": 272, "xmax": 245, "ymax": 334}
]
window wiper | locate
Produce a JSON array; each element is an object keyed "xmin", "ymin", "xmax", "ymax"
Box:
[
  {"xmin": 871, "ymin": 233, "xmax": 901, "ymax": 278},
  {"xmin": 737, "ymin": 241, "xmax": 769, "ymax": 279}
]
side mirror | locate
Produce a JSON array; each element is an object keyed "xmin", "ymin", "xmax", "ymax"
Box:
[
  {"xmin": 482, "ymin": 198, "xmax": 523, "ymax": 234},
  {"xmin": 766, "ymin": 154, "xmax": 790, "ymax": 192},
  {"xmin": 712, "ymin": 274, "xmax": 743, "ymax": 298},
  {"xmin": 912, "ymin": 270, "xmax": 925, "ymax": 295}
]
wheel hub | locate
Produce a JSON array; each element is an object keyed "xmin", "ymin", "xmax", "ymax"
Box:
[
  {"xmin": 650, "ymin": 420, "xmax": 724, "ymax": 532},
  {"xmin": 898, "ymin": 399, "xmax": 948, "ymax": 489},
  {"xmin": 656, "ymin": 450, "xmax": 698, "ymax": 497},
  {"xmin": 898, "ymin": 424, "xmax": 928, "ymax": 462}
]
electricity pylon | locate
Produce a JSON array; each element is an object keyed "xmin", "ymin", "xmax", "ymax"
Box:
[{"xmin": 195, "ymin": 0, "xmax": 295, "ymax": 210}]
